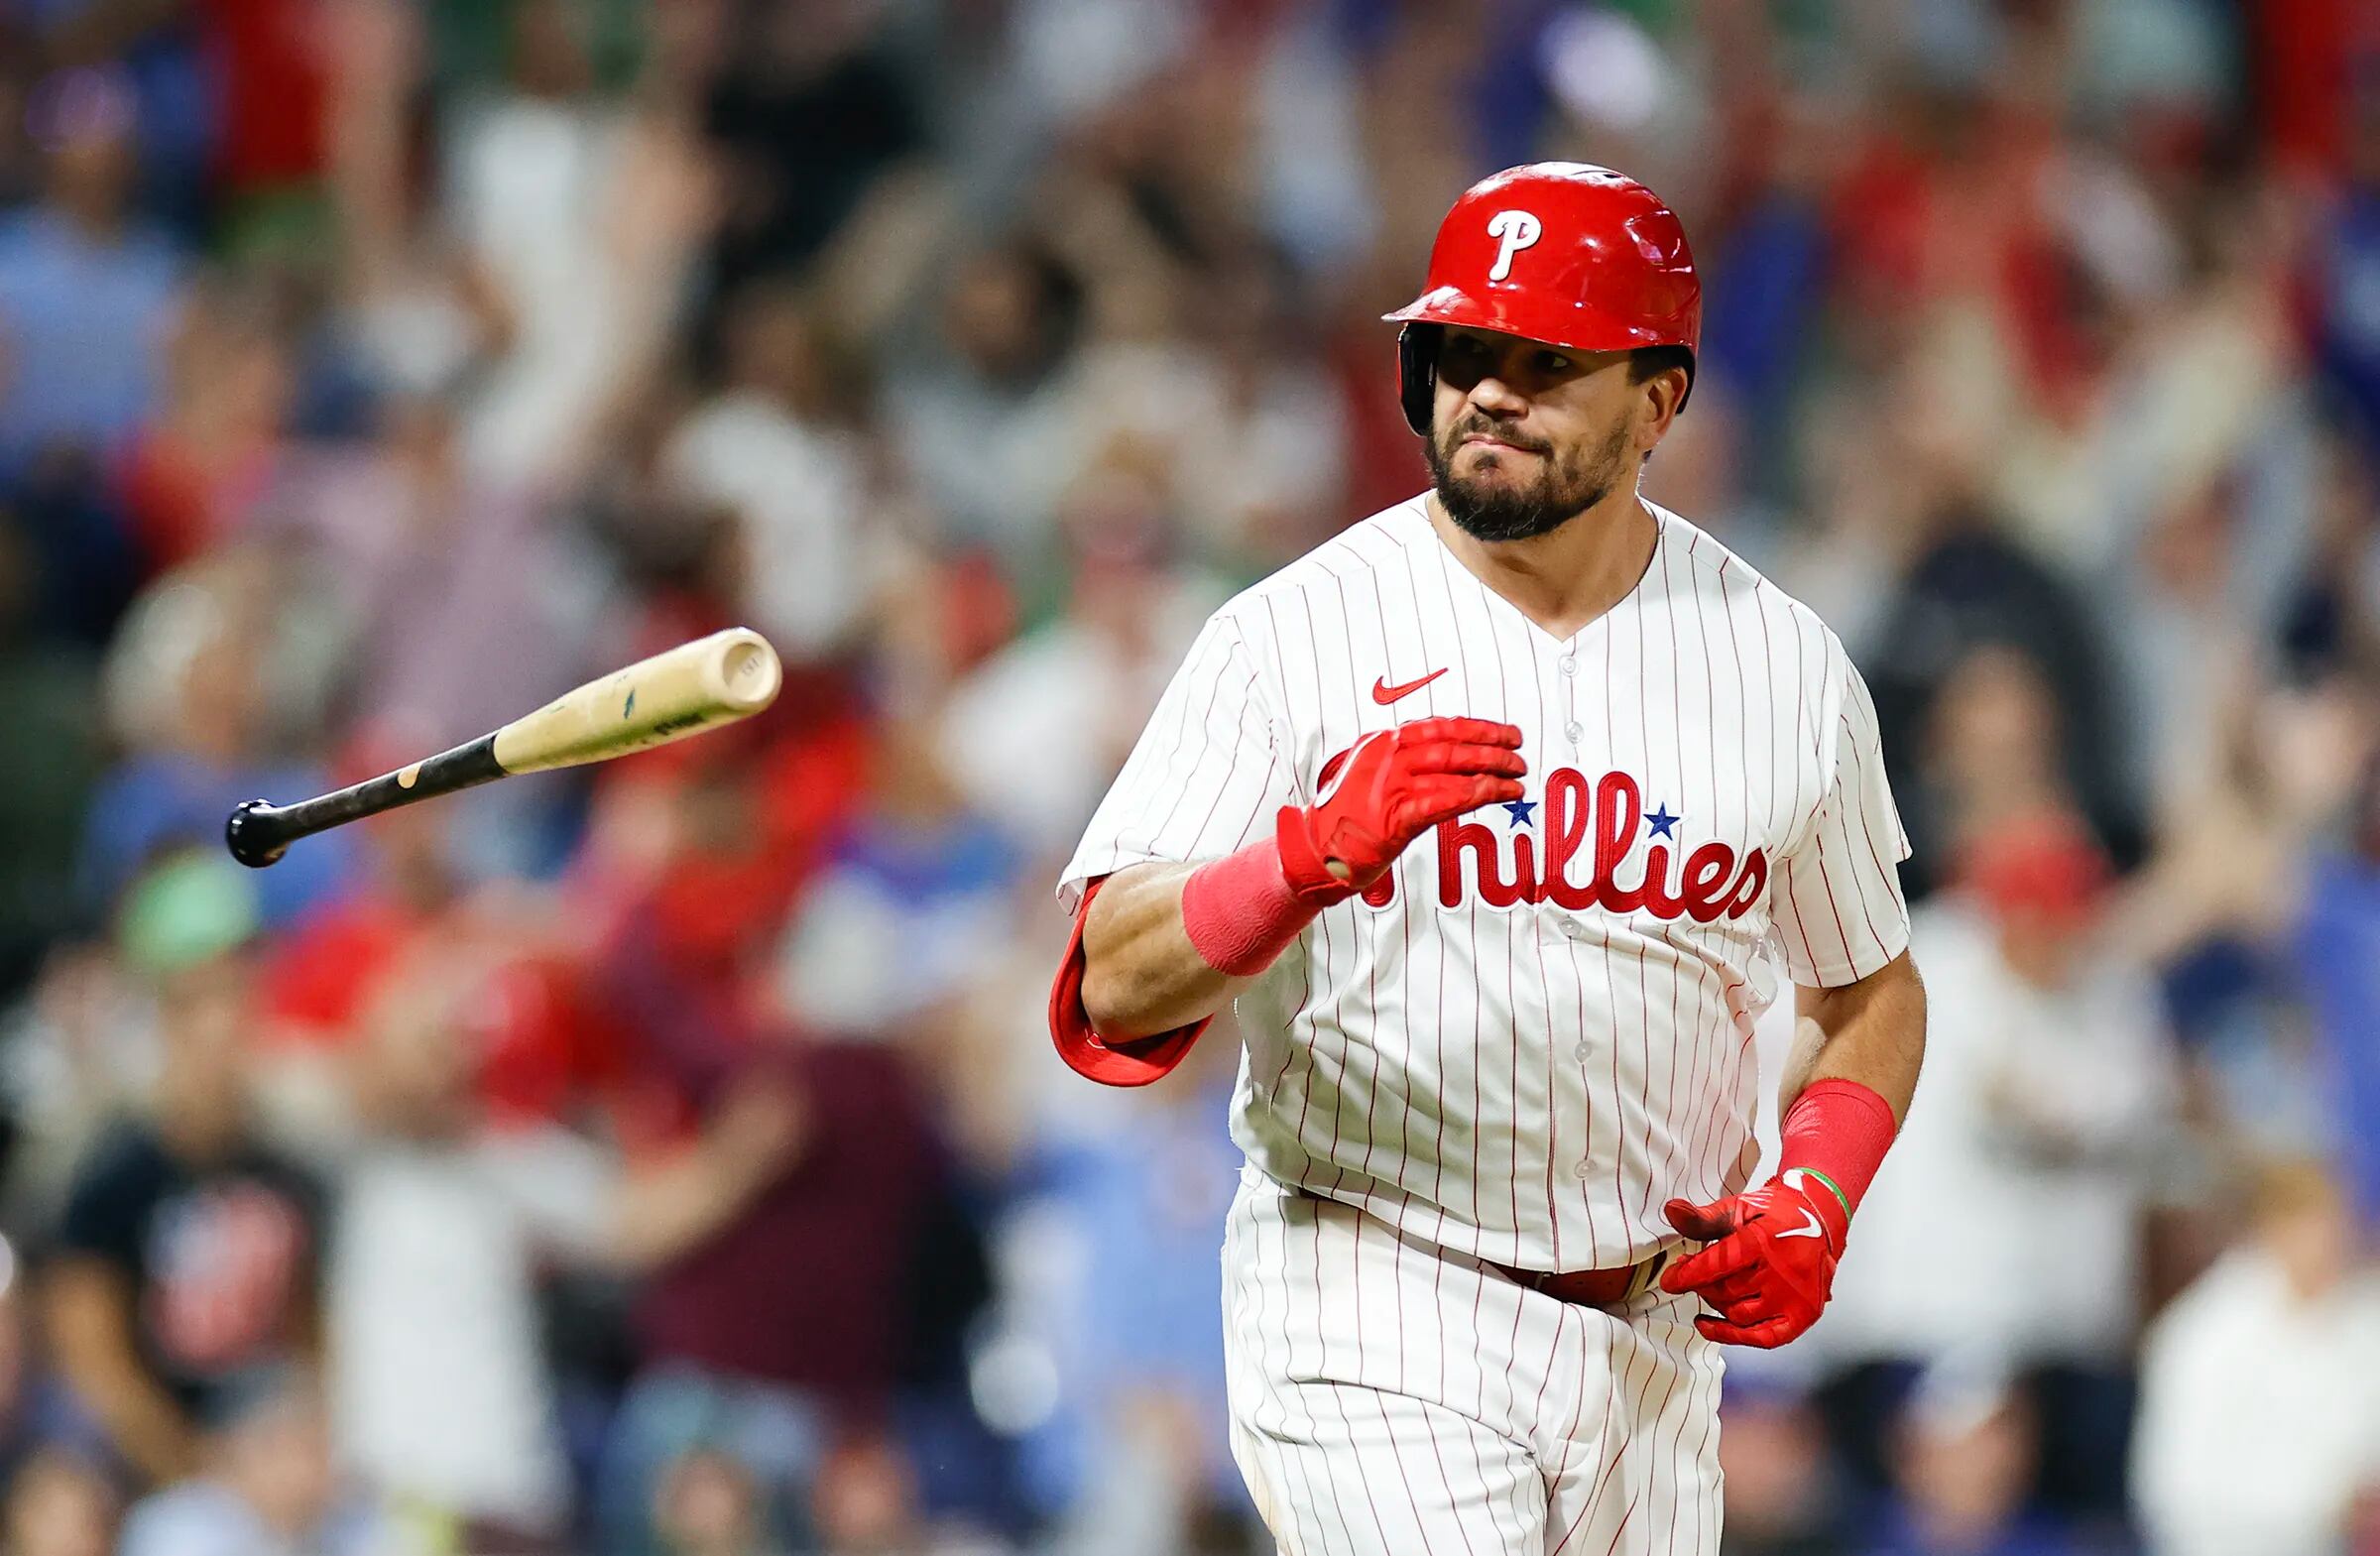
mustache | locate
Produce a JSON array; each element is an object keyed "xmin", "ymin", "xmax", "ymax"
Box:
[{"xmin": 1445, "ymin": 417, "xmax": 1551, "ymax": 455}]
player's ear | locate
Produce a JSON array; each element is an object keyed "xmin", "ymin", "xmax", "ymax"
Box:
[{"xmin": 1632, "ymin": 361, "xmax": 1688, "ymax": 451}]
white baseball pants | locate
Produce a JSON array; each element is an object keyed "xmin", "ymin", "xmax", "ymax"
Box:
[{"xmin": 1222, "ymin": 1164, "xmax": 1725, "ymax": 1555}]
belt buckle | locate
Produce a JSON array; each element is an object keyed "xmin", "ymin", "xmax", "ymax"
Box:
[{"xmin": 1623, "ymin": 1247, "xmax": 1671, "ymax": 1302}]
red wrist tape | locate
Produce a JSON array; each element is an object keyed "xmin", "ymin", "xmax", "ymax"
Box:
[
  {"xmin": 1179, "ymin": 837, "xmax": 1319, "ymax": 977},
  {"xmin": 1778, "ymin": 1078, "xmax": 1899, "ymax": 1218}
]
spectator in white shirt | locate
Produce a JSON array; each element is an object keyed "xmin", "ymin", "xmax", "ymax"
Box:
[
  {"xmin": 934, "ymin": 463, "xmax": 1224, "ymax": 860},
  {"xmin": 326, "ymin": 947, "xmax": 799, "ymax": 1546},
  {"xmin": 663, "ymin": 284, "xmax": 875, "ymax": 662},
  {"xmin": 2131, "ymin": 1159, "xmax": 2380, "ymax": 1556},
  {"xmin": 1823, "ymin": 810, "xmax": 2179, "ymax": 1368}
]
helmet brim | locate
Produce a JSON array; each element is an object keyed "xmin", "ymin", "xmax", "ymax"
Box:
[{"xmin": 1381, "ymin": 284, "xmax": 1688, "ymax": 358}]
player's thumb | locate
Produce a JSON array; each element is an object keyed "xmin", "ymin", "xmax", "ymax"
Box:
[{"xmin": 1663, "ymin": 1196, "xmax": 1735, "ymax": 1243}]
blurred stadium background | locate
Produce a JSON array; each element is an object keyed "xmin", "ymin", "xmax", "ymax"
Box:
[{"xmin": 0, "ymin": 0, "xmax": 2372, "ymax": 1552}]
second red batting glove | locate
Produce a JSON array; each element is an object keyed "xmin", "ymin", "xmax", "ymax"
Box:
[
  {"xmin": 1659, "ymin": 1168, "xmax": 1849, "ymax": 1349},
  {"xmin": 1276, "ymin": 717, "xmax": 1526, "ymax": 904}
]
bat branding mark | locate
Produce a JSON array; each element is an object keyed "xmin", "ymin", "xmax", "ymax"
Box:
[
  {"xmin": 623, "ymin": 690, "xmax": 637, "ymax": 719},
  {"xmin": 645, "ymin": 710, "xmax": 709, "ymax": 739}
]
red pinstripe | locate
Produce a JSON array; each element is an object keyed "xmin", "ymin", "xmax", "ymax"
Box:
[
  {"xmin": 1304, "ymin": 580, "xmax": 1360, "ymax": 1198},
  {"xmin": 1360, "ymin": 562, "xmax": 1423, "ymax": 1228},
  {"xmin": 1628, "ymin": 550, "xmax": 1658, "ymax": 1228},
  {"xmin": 1599, "ymin": 574, "xmax": 1628, "ymax": 1243},
  {"xmin": 1389, "ymin": 1216, "xmax": 1487, "ymax": 1556},
  {"xmin": 1478, "ymin": 598, "xmax": 1525, "ymax": 1252},
  {"xmin": 1300, "ymin": 1197, "xmax": 1366, "ymax": 1555},
  {"xmin": 1314, "ymin": 562, "xmax": 1372, "ymax": 1202},
  {"xmin": 1838, "ymin": 708, "xmax": 1906, "ymax": 933},
  {"xmin": 1388, "ymin": 528, "xmax": 1460, "ymax": 1226},
  {"xmin": 1652, "ymin": 538, "xmax": 1695, "ymax": 1219},
  {"xmin": 1591, "ymin": 1326, "xmax": 1680, "ymax": 1556},
  {"xmin": 1465, "ymin": 1256, "xmax": 1494, "ymax": 1434},
  {"xmin": 1336, "ymin": 1214, "xmax": 1418, "ymax": 1555},
  {"xmin": 1697, "ymin": 555, "xmax": 1757, "ymax": 1197},
  {"xmin": 1139, "ymin": 632, "xmax": 1245, "ymax": 846},
  {"xmin": 1777, "ymin": 608, "xmax": 1825, "ymax": 974},
  {"xmin": 1551, "ymin": 1316, "xmax": 1641, "ymax": 1555},
  {"xmin": 1677, "ymin": 1340, "xmax": 1722, "ymax": 1555},
  {"xmin": 1675, "ymin": 551, "xmax": 1751, "ymax": 1208},
  {"xmin": 1677, "ymin": 543, "xmax": 1726, "ymax": 1192},
  {"xmin": 1161, "ymin": 665, "xmax": 1263, "ymax": 854},
  {"xmin": 1498, "ymin": 595, "xmax": 1566, "ymax": 1266},
  {"xmin": 1281, "ymin": 587, "xmax": 1346, "ymax": 1183},
  {"xmin": 1434, "ymin": 536, "xmax": 1488, "ymax": 1243},
  {"xmin": 1811, "ymin": 848, "xmax": 1859, "ymax": 972},
  {"xmin": 1261, "ymin": 1188, "xmax": 1344, "ymax": 1556}
]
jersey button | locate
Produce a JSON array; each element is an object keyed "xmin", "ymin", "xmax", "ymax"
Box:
[
  {"xmin": 1572, "ymin": 1161, "xmax": 1593, "ymax": 1179},
  {"xmin": 1558, "ymin": 654, "xmax": 1577, "ymax": 675},
  {"xmin": 1563, "ymin": 719, "xmax": 1585, "ymax": 742},
  {"xmin": 1572, "ymin": 1042, "xmax": 1592, "ymax": 1062}
]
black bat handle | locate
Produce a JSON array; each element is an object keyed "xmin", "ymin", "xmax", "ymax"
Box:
[{"xmin": 224, "ymin": 733, "xmax": 504, "ymax": 868}]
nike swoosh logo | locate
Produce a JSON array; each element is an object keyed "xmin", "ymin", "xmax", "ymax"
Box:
[
  {"xmin": 1775, "ymin": 1209, "xmax": 1827, "ymax": 1241},
  {"xmin": 1371, "ymin": 667, "xmax": 1449, "ymax": 705}
]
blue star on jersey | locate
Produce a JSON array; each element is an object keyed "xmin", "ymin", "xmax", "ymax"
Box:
[
  {"xmin": 1645, "ymin": 804, "xmax": 1680, "ymax": 839},
  {"xmin": 1501, "ymin": 797, "xmax": 1538, "ymax": 827}
]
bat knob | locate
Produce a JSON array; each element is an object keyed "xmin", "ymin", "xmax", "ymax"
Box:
[{"xmin": 224, "ymin": 799, "xmax": 288, "ymax": 869}]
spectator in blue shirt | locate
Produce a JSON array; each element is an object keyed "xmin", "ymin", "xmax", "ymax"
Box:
[
  {"xmin": 2297, "ymin": 752, "xmax": 2380, "ymax": 1229},
  {"xmin": 0, "ymin": 66, "xmax": 185, "ymax": 474}
]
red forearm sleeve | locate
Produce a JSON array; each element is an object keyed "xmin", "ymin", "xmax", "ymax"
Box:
[
  {"xmin": 1178, "ymin": 835, "xmax": 1320, "ymax": 977},
  {"xmin": 1777, "ymin": 1078, "xmax": 1899, "ymax": 1219}
]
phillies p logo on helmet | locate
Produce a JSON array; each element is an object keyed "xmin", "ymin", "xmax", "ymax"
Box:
[
  {"xmin": 1383, "ymin": 164, "xmax": 1702, "ymax": 433},
  {"xmin": 1486, "ymin": 209, "xmax": 1542, "ymax": 282}
]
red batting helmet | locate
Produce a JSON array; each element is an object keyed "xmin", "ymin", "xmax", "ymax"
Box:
[{"xmin": 1385, "ymin": 162, "xmax": 1701, "ymax": 435}]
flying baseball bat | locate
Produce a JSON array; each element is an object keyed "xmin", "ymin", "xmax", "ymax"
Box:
[{"xmin": 225, "ymin": 627, "xmax": 782, "ymax": 869}]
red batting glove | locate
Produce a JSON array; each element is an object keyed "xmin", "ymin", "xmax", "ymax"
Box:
[
  {"xmin": 1659, "ymin": 1168, "xmax": 1849, "ymax": 1349},
  {"xmin": 1276, "ymin": 718, "xmax": 1525, "ymax": 904}
]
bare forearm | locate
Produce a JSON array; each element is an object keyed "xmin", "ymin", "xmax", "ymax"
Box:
[
  {"xmin": 1080, "ymin": 862, "xmax": 1257, "ymax": 1039},
  {"xmin": 610, "ymin": 1149, "xmax": 758, "ymax": 1269},
  {"xmin": 1787, "ymin": 950, "xmax": 1927, "ymax": 1123},
  {"xmin": 610, "ymin": 1091, "xmax": 797, "ymax": 1269},
  {"xmin": 44, "ymin": 1266, "xmax": 198, "ymax": 1484}
]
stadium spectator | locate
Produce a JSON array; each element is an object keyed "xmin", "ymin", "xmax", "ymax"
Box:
[
  {"xmin": 78, "ymin": 555, "xmax": 360, "ymax": 929},
  {"xmin": 2130, "ymin": 1159, "xmax": 2380, "ymax": 1556},
  {"xmin": 115, "ymin": 1366, "xmax": 386, "ymax": 1556},
  {"xmin": 0, "ymin": 65, "xmax": 182, "ymax": 472},
  {"xmin": 1827, "ymin": 806, "xmax": 2178, "ymax": 1369},
  {"xmin": 2298, "ymin": 750, "xmax": 2380, "ymax": 1228},
  {"xmin": 1861, "ymin": 1367, "xmax": 2082, "ymax": 1556},
  {"xmin": 593, "ymin": 882, "xmax": 986, "ymax": 1554},
  {"xmin": 932, "ymin": 459, "xmax": 1226, "ymax": 861},
  {"xmin": 1712, "ymin": 1376, "xmax": 1844, "ymax": 1556},
  {"xmin": 325, "ymin": 941, "xmax": 798, "ymax": 1548},
  {"xmin": 44, "ymin": 856, "xmax": 320, "ymax": 1488}
]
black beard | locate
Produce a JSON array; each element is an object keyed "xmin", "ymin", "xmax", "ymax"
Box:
[{"xmin": 1426, "ymin": 416, "xmax": 1632, "ymax": 542}]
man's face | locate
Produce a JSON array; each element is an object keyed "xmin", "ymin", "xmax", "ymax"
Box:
[{"xmin": 1424, "ymin": 327, "xmax": 1647, "ymax": 542}]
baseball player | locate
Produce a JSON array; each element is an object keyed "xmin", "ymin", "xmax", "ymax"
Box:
[{"xmin": 1048, "ymin": 163, "xmax": 1927, "ymax": 1555}]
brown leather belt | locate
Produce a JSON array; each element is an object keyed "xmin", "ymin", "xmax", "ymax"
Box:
[
  {"xmin": 1490, "ymin": 1248, "xmax": 1671, "ymax": 1309},
  {"xmin": 1277, "ymin": 1183, "xmax": 1670, "ymax": 1311}
]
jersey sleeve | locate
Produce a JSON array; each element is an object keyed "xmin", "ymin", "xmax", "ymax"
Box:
[
  {"xmin": 56, "ymin": 1132, "xmax": 150, "ymax": 1271},
  {"xmin": 1055, "ymin": 611, "xmax": 1289, "ymax": 912},
  {"xmin": 1770, "ymin": 648, "xmax": 1913, "ymax": 988},
  {"xmin": 1049, "ymin": 609, "xmax": 1289, "ymax": 1088}
]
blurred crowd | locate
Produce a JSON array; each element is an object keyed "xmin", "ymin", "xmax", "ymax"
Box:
[{"xmin": 0, "ymin": 0, "xmax": 2372, "ymax": 1553}]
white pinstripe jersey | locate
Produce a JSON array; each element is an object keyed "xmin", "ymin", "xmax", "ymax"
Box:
[{"xmin": 1058, "ymin": 495, "xmax": 1912, "ymax": 1272}]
